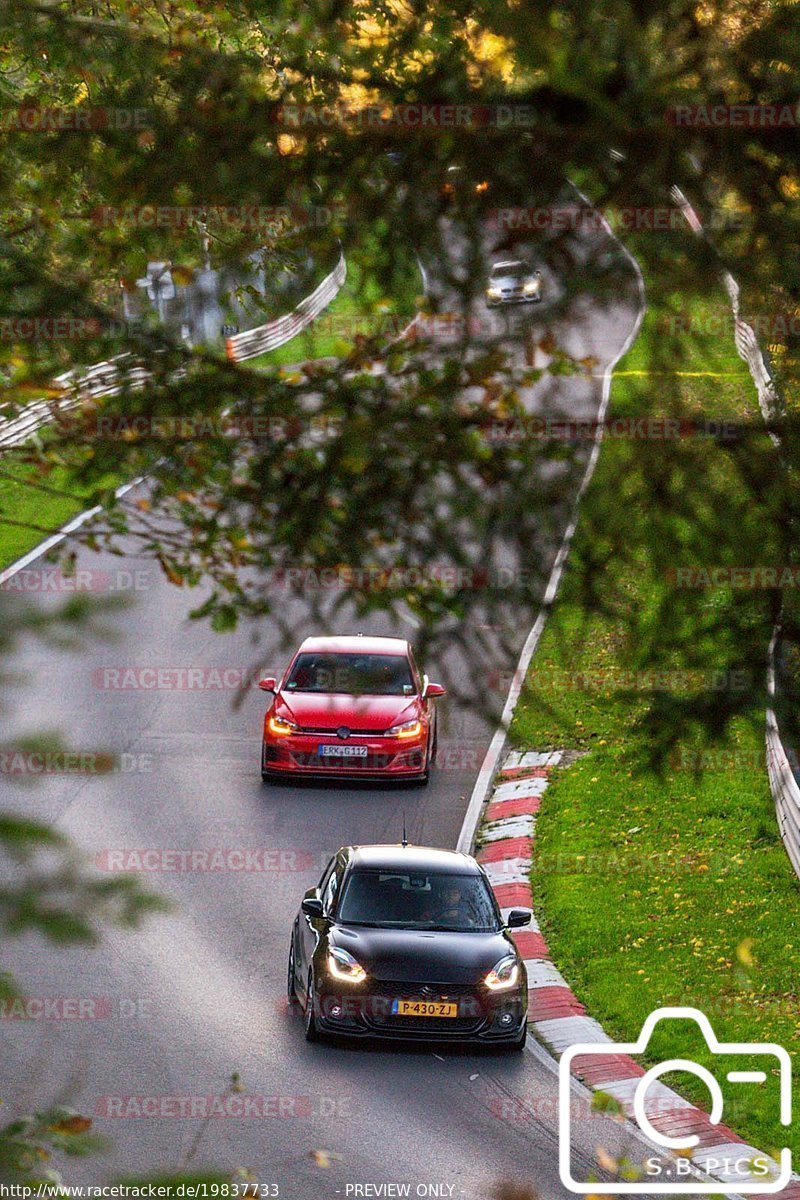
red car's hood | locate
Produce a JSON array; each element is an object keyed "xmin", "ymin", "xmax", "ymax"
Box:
[{"xmin": 275, "ymin": 692, "xmax": 419, "ymax": 731}]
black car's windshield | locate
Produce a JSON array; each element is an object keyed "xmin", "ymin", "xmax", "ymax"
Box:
[
  {"xmin": 285, "ymin": 653, "xmax": 414, "ymax": 696},
  {"xmin": 337, "ymin": 869, "xmax": 499, "ymax": 932}
]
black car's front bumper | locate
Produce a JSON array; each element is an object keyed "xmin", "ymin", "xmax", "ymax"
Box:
[{"xmin": 313, "ymin": 978, "xmax": 527, "ymax": 1044}]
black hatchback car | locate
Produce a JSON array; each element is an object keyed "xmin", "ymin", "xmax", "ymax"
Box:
[{"xmin": 287, "ymin": 844, "xmax": 531, "ymax": 1049}]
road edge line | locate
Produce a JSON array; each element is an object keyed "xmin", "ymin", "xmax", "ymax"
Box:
[
  {"xmin": 456, "ymin": 191, "xmax": 646, "ymax": 855},
  {"xmin": 0, "ymin": 476, "xmax": 146, "ymax": 587}
]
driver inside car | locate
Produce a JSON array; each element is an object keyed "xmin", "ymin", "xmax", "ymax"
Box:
[{"xmin": 423, "ymin": 882, "xmax": 474, "ymax": 928}]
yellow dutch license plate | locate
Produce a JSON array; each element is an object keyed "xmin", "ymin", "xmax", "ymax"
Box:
[{"xmin": 391, "ymin": 999, "xmax": 458, "ymax": 1018}]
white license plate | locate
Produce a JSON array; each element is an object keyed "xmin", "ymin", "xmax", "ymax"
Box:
[{"xmin": 318, "ymin": 744, "xmax": 368, "ymax": 758}]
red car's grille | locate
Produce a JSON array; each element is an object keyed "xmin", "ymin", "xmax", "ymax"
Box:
[
  {"xmin": 297, "ymin": 726, "xmax": 389, "ymax": 737},
  {"xmin": 290, "ymin": 751, "xmax": 395, "ymax": 770}
]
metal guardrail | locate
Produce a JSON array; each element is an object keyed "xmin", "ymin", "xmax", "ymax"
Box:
[
  {"xmin": 674, "ymin": 185, "xmax": 800, "ymax": 878},
  {"xmin": 727, "ymin": 265, "xmax": 800, "ymax": 875},
  {"xmin": 0, "ymin": 354, "xmax": 155, "ymax": 449},
  {"xmin": 224, "ymin": 252, "xmax": 346, "ymax": 362},
  {"xmin": 0, "ymin": 399, "xmax": 62, "ymax": 449},
  {"xmin": 766, "ymin": 631, "xmax": 800, "ymax": 878},
  {"xmin": 0, "ymin": 254, "xmax": 347, "ymax": 450},
  {"xmin": 734, "ymin": 319, "xmax": 783, "ymax": 443}
]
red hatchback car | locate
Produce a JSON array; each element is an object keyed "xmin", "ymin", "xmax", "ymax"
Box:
[{"xmin": 259, "ymin": 635, "xmax": 445, "ymax": 785}]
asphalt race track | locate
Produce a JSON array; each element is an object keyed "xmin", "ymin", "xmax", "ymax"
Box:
[{"xmin": 2, "ymin": 196, "xmax": 645, "ymax": 1199}]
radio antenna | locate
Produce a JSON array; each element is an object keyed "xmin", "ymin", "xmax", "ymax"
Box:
[{"xmin": 402, "ymin": 811, "xmax": 408, "ymax": 848}]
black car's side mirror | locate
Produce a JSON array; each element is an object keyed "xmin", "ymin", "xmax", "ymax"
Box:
[
  {"xmin": 506, "ymin": 909, "xmax": 532, "ymax": 928},
  {"xmin": 301, "ymin": 895, "xmax": 325, "ymax": 919}
]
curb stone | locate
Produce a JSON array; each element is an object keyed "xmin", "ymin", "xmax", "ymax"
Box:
[{"xmin": 475, "ymin": 750, "xmax": 798, "ymax": 1194}]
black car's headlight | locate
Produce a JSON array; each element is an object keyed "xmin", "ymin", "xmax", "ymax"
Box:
[
  {"xmin": 484, "ymin": 954, "xmax": 520, "ymax": 991},
  {"xmin": 327, "ymin": 947, "xmax": 368, "ymax": 984}
]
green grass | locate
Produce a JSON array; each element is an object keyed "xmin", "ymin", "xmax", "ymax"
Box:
[
  {"xmin": 511, "ymin": 239, "xmax": 800, "ymax": 1159},
  {"xmin": 245, "ymin": 228, "xmax": 422, "ymax": 369},
  {"xmin": 0, "ymin": 227, "xmax": 421, "ymax": 571},
  {"xmin": 0, "ymin": 457, "xmax": 122, "ymax": 571},
  {"xmin": 0, "ymin": 227, "xmax": 419, "ymax": 576}
]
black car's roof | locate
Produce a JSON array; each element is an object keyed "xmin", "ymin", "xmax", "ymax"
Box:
[{"xmin": 344, "ymin": 844, "xmax": 482, "ymax": 875}]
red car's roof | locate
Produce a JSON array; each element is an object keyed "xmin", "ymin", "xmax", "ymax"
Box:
[{"xmin": 297, "ymin": 635, "xmax": 410, "ymax": 656}]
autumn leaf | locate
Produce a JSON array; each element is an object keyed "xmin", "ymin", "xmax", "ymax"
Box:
[
  {"xmin": 49, "ymin": 1114, "xmax": 92, "ymax": 1134},
  {"xmin": 158, "ymin": 555, "xmax": 184, "ymax": 586},
  {"xmin": 310, "ymin": 1149, "xmax": 342, "ymax": 1168},
  {"xmin": 736, "ymin": 937, "xmax": 755, "ymax": 967},
  {"xmin": 596, "ymin": 1147, "xmax": 618, "ymax": 1173}
]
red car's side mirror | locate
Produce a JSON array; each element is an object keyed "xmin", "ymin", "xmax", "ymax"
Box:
[
  {"xmin": 425, "ymin": 682, "xmax": 446, "ymax": 698},
  {"xmin": 258, "ymin": 677, "xmax": 277, "ymax": 692}
]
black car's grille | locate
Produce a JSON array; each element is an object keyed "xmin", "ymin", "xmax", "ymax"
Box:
[
  {"xmin": 362, "ymin": 981, "xmax": 488, "ymax": 1035},
  {"xmin": 372, "ymin": 1015, "xmax": 483, "ymax": 1034}
]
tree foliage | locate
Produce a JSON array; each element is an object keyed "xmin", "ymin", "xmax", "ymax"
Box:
[{"xmin": 0, "ymin": 0, "xmax": 799, "ymax": 1182}]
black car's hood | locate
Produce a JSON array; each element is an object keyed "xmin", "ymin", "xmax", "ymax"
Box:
[{"xmin": 330, "ymin": 925, "xmax": 515, "ymax": 984}]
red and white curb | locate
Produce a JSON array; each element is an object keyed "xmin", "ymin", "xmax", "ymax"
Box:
[{"xmin": 476, "ymin": 749, "xmax": 797, "ymax": 1195}]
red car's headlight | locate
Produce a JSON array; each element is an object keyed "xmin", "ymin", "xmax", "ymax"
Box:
[
  {"xmin": 386, "ymin": 718, "xmax": 423, "ymax": 739},
  {"xmin": 267, "ymin": 714, "xmax": 300, "ymax": 736}
]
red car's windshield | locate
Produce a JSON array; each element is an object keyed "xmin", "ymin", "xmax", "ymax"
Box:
[{"xmin": 284, "ymin": 652, "xmax": 415, "ymax": 696}]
